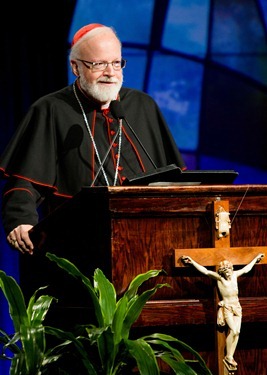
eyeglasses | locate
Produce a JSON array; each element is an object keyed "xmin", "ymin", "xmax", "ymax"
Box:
[{"xmin": 76, "ymin": 58, "xmax": 127, "ymax": 72}]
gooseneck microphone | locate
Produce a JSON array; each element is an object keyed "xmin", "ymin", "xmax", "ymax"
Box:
[{"xmin": 110, "ymin": 100, "xmax": 158, "ymax": 169}]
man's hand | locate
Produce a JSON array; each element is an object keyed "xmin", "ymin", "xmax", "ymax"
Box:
[
  {"xmin": 181, "ymin": 255, "xmax": 192, "ymax": 264},
  {"xmin": 7, "ymin": 225, "xmax": 34, "ymax": 254},
  {"xmin": 257, "ymin": 253, "xmax": 265, "ymax": 262}
]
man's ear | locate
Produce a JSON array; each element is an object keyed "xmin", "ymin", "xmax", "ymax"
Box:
[{"xmin": 70, "ymin": 60, "xmax": 80, "ymax": 77}]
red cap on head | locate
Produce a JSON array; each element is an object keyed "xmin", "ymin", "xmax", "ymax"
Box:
[{"xmin": 71, "ymin": 23, "xmax": 105, "ymax": 46}]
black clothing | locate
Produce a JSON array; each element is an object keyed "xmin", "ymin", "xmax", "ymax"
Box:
[{"xmin": 0, "ymin": 82, "xmax": 185, "ymax": 234}]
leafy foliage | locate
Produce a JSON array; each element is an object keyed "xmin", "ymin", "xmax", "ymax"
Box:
[
  {"xmin": 0, "ymin": 253, "xmax": 213, "ymax": 374},
  {"xmin": 46, "ymin": 252, "xmax": 213, "ymax": 375},
  {"xmin": 0, "ymin": 271, "xmax": 62, "ymax": 374}
]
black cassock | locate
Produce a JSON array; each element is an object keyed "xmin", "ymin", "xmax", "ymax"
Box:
[{"xmin": 0, "ymin": 81, "xmax": 185, "ymax": 234}]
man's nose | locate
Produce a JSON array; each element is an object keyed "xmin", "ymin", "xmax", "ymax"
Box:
[{"xmin": 103, "ymin": 62, "xmax": 116, "ymax": 74}]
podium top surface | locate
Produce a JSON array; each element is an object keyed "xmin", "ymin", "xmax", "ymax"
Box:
[{"xmin": 81, "ymin": 184, "xmax": 267, "ymax": 196}]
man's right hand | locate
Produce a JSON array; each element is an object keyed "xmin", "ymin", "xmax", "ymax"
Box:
[
  {"xmin": 7, "ymin": 224, "xmax": 34, "ymax": 255},
  {"xmin": 181, "ymin": 255, "xmax": 192, "ymax": 264}
]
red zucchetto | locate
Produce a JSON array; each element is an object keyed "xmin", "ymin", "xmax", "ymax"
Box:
[{"xmin": 71, "ymin": 23, "xmax": 105, "ymax": 46}]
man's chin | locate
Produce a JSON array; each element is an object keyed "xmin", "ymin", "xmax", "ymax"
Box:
[
  {"xmin": 81, "ymin": 81, "xmax": 122, "ymax": 103},
  {"xmin": 95, "ymin": 90, "xmax": 120, "ymax": 103}
]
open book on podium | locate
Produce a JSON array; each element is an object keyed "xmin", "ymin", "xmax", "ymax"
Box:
[{"xmin": 122, "ymin": 164, "xmax": 239, "ymax": 186}]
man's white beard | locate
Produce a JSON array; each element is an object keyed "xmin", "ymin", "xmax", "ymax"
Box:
[{"xmin": 79, "ymin": 75, "xmax": 123, "ymax": 103}]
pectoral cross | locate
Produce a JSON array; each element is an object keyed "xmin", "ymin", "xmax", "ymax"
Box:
[{"xmin": 173, "ymin": 199, "xmax": 267, "ymax": 375}]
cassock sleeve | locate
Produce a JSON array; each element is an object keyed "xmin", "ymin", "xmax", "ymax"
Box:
[
  {"xmin": 2, "ymin": 178, "xmax": 43, "ymax": 235},
  {"xmin": 0, "ymin": 102, "xmax": 58, "ymax": 188},
  {"xmin": 0, "ymin": 101, "xmax": 59, "ymax": 235}
]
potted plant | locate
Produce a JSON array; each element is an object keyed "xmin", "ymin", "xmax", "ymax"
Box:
[
  {"xmin": 0, "ymin": 252, "xmax": 213, "ymax": 374},
  {"xmin": 0, "ymin": 271, "xmax": 64, "ymax": 374}
]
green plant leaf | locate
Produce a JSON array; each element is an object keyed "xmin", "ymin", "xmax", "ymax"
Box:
[
  {"xmin": 125, "ymin": 338, "xmax": 160, "ymax": 375},
  {"xmin": 30, "ymin": 295, "xmax": 57, "ymax": 327},
  {"xmin": 96, "ymin": 326, "xmax": 116, "ymax": 373},
  {"xmin": 145, "ymin": 337, "xmax": 184, "ymax": 361},
  {"xmin": 0, "ymin": 330, "xmax": 20, "ymax": 359},
  {"xmin": 143, "ymin": 339, "xmax": 197, "ymax": 374},
  {"xmin": 125, "ymin": 269, "xmax": 166, "ymax": 299},
  {"xmin": 143, "ymin": 333, "xmax": 213, "ymax": 375},
  {"xmin": 0, "ymin": 271, "xmax": 29, "ymax": 331},
  {"xmin": 9, "ymin": 354, "xmax": 26, "ymax": 375},
  {"xmin": 112, "ymin": 295, "xmax": 128, "ymax": 345},
  {"xmin": 122, "ymin": 284, "xmax": 169, "ymax": 339},
  {"xmin": 0, "ymin": 269, "xmax": 66, "ymax": 374},
  {"xmin": 20, "ymin": 324, "xmax": 45, "ymax": 373},
  {"xmin": 46, "ymin": 252, "xmax": 104, "ymax": 326},
  {"xmin": 45, "ymin": 326, "xmax": 98, "ymax": 375},
  {"xmin": 3, "ymin": 332, "xmax": 21, "ymax": 353},
  {"xmin": 22, "ymin": 293, "xmax": 56, "ymax": 373},
  {"xmin": 27, "ymin": 285, "xmax": 49, "ymax": 318},
  {"xmin": 158, "ymin": 352, "xmax": 198, "ymax": 375},
  {"xmin": 93, "ymin": 268, "xmax": 117, "ymax": 325}
]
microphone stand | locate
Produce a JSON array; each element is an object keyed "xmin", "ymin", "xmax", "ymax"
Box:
[
  {"xmin": 109, "ymin": 100, "xmax": 158, "ymax": 169},
  {"xmin": 122, "ymin": 117, "xmax": 158, "ymax": 169}
]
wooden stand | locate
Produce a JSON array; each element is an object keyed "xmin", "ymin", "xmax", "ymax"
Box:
[{"xmin": 24, "ymin": 185, "xmax": 267, "ymax": 375}]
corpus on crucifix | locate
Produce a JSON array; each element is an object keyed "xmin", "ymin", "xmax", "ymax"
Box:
[{"xmin": 181, "ymin": 253, "xmax": 265, "ymax": 369}]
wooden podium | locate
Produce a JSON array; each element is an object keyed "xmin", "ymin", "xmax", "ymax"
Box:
[{"xmin": 22, "ymin": 185, "xmax": 267, "ymax": 375}]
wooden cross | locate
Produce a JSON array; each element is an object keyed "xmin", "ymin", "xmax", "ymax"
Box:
[{"xmin": 173, "ymin": 199, "xmax": 267, "ymax": 375}]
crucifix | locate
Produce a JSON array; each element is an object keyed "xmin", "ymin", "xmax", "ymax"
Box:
[{"xmin": 173, "ymin": 199, "xmax": 267, "ymax": 375}]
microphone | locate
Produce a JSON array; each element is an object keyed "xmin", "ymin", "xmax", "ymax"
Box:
[
  {"xmin": 109, "ymin": 100, "xmax": 125, "ymax": 120},
  {"xmin": 110, "ymin": 100, "xmax": 158, "ymax": 169}
]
